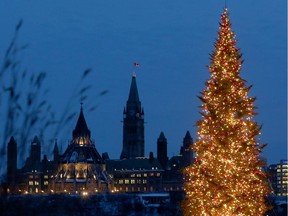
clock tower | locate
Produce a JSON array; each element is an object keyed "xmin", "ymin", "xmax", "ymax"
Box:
[{"xmin": 120, "ymin": 74, "xmax": 144, "ymax": 159}]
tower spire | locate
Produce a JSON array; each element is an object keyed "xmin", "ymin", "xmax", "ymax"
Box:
[
  {"xmin": 72, "ymin": 104, "xmax": 91, "ymax": 144},
  {"xmin": 128, "ymin": 75, "xmax": 140, "ymax": 103},
  {"xmin": 121, "ymin": 74, "xmax": 145, "ymax": 159}
]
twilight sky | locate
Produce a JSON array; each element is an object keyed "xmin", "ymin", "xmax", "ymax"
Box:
[{"xmin": 0, "ymin": 0, "xmax": 286, "ymax": 167}]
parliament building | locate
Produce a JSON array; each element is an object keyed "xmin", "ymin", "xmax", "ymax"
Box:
[{"xmin": 4, "ymin": 74, "xmax": 194, "ymax": 195}]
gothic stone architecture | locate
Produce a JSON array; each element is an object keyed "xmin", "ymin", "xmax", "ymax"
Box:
[
  {"xmin": 51, "ymin": 106, "xmax": 112, "ymax": 193},
  {"xmin": 121, "ymin": 73, "xmax": 145, "ymax": 159},
  {"xmin": 4, "ymin": 74, "xmax": 194, "ymax": 195}
]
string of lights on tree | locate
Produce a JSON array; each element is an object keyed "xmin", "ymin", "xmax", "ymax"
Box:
[{"xmin": 181, "ymin": 8, "xmax": 271, "ymax": 216}]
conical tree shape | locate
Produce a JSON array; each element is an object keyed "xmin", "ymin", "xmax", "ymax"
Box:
[{"xmin": 182, "ymin": 8, "xmax": 270, "ymax": 216}]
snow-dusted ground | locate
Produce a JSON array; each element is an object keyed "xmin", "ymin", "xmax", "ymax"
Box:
[{"xmin": 0, "ymin": 193, "xmax": 183, "ymax": 216}]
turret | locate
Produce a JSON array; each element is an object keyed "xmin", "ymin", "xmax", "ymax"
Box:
[
  {"xmin": 121, "ymin": 74, "xmax": 145, "ymax": 159},
  {"xmin": 30, "ymin": 136, "xmax": 41, "ymax": 164},
  {"xmin": 53, "ymin": 140, "xmax": 60, "ymax": 163},
  {"xmin": 7, "ymin": 136, "xmax": 17, "ymax": 191},
  {"xmin": 180, "ymin": 131, "xmax": 194, "ymax": 167},
  {"xmin": 157, "ymin": 132, "xmax": 168, "ymax": 169}
]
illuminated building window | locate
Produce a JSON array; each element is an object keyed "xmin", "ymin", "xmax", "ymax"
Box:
[
  {"xmin": 136, "ymin": 174, "xmax": 141, "ymax": 177},
  {"xmin": 143, "ymin": 173, "xmax": 147, "ymax": 177},
  {"xmin": 35, "ymin": 181, "xmax": 39, "ymax": 186},
  {"xmin": 131, "ymin": 179, "xmax": 135, "ymax": 184},
  {"xmin": 124, "ymin": 179, "xmax": 129, "ymax": 184},
  {"xmin": 44, "ymin": 181, "xmax": 48, "ymax": 185},
  {"xmin": 29, "ymin": 181, "xmax": 33, "ymax": 186},
  {"xmin": 149, "ymin": 173, "xmax": 154, "ymax": 177},
  {"xmin": 156, "ymin": 173, "xmax": 160, "ymax": 177},
  {"xmin": 131, "ymin": 174, "xmax": 135, "ymax": 178},
  {"xmin": 119, "ymin": 180, "xmax": 123, "ymax": 184},
  {"xmin": 143, "ymin": 179, "xmax": 147, "ymax": 184},
  {"xmin": 44, "ymin": 175, "xmax": 49, "ymax": 179}
]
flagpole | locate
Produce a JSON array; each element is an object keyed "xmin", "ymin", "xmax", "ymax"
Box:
[{"xmin": 133, "ymin": 62, "xmax": 140, "ymax": 77}]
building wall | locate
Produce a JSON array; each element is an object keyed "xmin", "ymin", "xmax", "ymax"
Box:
[
  {"xmin": 111, "ymin": 170, "xmax": 163, "ymax": 193},
  {"xmin": 276, "ymin": 160, "xmax": 288, "ymax": 196},
  {"xmin": 51, "ymin": 162, "xmax": 109, "ymax": 194}
]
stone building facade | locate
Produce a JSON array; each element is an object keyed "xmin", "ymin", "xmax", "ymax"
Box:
[{"xmin": 4, "ymin": 74, "xmax": 194, "ymax": 195}]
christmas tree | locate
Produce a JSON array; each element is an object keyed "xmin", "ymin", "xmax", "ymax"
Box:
[{"xmin": 182, "ymin": 8, "xmax": 270, "ymax": 215}]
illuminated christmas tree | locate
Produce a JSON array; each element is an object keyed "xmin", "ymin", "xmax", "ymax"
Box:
[{"xmin": 182, "ymin": 8, "xmax": 270, "ymax": 215}]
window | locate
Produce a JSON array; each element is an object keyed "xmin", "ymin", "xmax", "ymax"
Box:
[
  {"xmin": 131, "ymin": 179, "xmax": 135, "ymax": 184},
  {"xmin": 44, "ymin": 181, "xmax": 48, "ymax": 185},
  {"xmin": 125, "ymin": 179, "xmax": 129, "ymax": 184},
  {"xmin": 29, "ymin": 181, "xmax": 33, "ymax": 186}
]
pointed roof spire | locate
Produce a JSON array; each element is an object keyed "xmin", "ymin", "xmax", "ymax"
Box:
[
  {"xmin": 183, "ymin": 131, "xmax": 193, "ymax": 148},
  {"xmin": 184, "ymin": 131, "xmax": 191, "ymax": 139},
  {"xmin": 9, "ymin": 136, "xmax": 16, "ymax": 143},
  {"xmin": 32, "ymin": 136, "xmax": 39, "ymax": 143},
  {"xmin": 128, "ymin": 74, "xmax": 140, "ymax": 102},
  {"xmin": 158, "ymin": 132, "xmax": 167, "ymax": 141},
  {"xmin": 32, "ymin": 136, "xmax": 40, "ymax": 146},
  {"xmin": 53, "ymin": 139, "xmax": 59, "ymax": 153},
  {"xmin": 73, "ymin": 104, "xmax": 91, "ymax": 139}
]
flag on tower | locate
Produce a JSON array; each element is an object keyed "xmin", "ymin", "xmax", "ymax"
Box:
[{"xmin": 134, "ymin": 62, "xmax": 140, "ymax": 67}]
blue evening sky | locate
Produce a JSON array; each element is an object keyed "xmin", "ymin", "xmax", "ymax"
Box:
[{"xmin": 0, "ymin": 0, "xmax": 286, "ymax": 167}]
